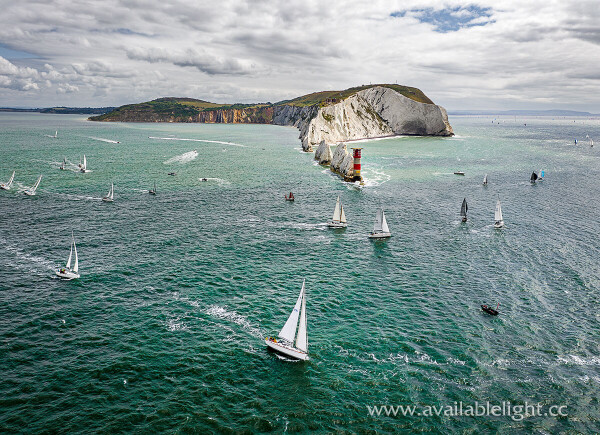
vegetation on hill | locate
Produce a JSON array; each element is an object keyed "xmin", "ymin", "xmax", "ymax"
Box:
[{"xmin": 89, "ymin": 84, "xmax": 435, "ymax": 122}]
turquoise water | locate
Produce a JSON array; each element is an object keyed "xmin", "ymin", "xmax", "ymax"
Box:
[{"xmin": 1, "ymin": 113, "xmax": 599, "ymax": 433}]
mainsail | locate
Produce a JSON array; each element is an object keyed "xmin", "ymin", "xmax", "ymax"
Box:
[
  {"xmin": 278, "ymin": 280, "xmax": 305, "ymax": 342},
  {"xmin": 381, "ymin": 210, "xmax": 390, "ymax": 233},
  {"xmin": 31, "ymin": 175, "xmax": 42, "ymax": 193},
  {"xmin": 340, "ymin": 204, "xmax": 346, "ymax": 224},
  {"xmin": 73, "ymin": 239, "xmax": 79, "ymax": 273},
  {"xmin": 461, "ymin": 198, "xmax": 468, "ymax": 218},
  {"xmin": 66, "ymin": 241, "xmax": 73, "ymax": 269},
  {"xmin": 483, "ymin": 174, "xmax": 488, "ymax": 185},
  {"xmin": 332, "ymin": 196, "xmax": 341, "ymax": 222},
  {"xmin": 373, "ymin": 208, "xmax": 383, "ymax": 233},
  {"xmin": 495, "ymin": 200, "xmax": 503, "ymax": 222},
  {"xmin": 296, "ymin": 290, "xmax": 307, "ymax": 352},
  {"xmin": 531, "ymin": 172, "xmax": 538, "ymax": 182},
  {"xmin": 5, "ymin": 171, "xmax": 15, "ymax": 188}
]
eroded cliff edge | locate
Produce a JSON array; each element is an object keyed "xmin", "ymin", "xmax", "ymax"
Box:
[{"xmin": 274, "ymin": 86, "xmax": 453, "ymax": 152}]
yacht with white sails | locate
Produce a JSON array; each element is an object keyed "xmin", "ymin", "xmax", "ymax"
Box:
[{"xmin": 265, "ymin": 279, "xmax": 309, "ymax": 361}]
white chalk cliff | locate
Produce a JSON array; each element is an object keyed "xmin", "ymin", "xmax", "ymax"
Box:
[{"xmin": 276, "ymin": 86, "xmax": 453, "ymax": 152}]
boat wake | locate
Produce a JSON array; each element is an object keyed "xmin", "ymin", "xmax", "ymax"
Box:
[
  {"xmin": 0, "ymin": 237, "xmax": 55, "ymax": 271},
  {"xmin": 87, "ymin": 136, "xmax": 120, "ymax": 144},
  {"xmin": 198, "ymin": 177, "xmax": 230, "ymax": 185},
  {"xmin": 150, "ymin": 136, "xmax": 247, "ymax": 148},
  {"xmin": 163, "ymin": 150, "xmax": 198, "ymax": 164},
  {"xmin": 205, "ymin": 305, "xmax": 263, "ymax": 338},
  {"xmin": 50, "ymin": 191, "xmax": 102, "ymax": 201},
  {"xmin": 166, "ymin": 316, "xmax": 189, "ymax": 332}
]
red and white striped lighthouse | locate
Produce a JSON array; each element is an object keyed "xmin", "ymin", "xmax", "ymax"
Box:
[{"xmin": 351, "ymin": 148, "xmax": 362, "ymax": 181}]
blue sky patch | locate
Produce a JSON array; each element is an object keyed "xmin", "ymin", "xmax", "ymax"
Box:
[
  {"xmin": 391, "ymin": 5, "xmax": 493, "ymax": 32},
  {"xmin": 0, "ymin": 44, "xmax": 37, "ymax": 59}
]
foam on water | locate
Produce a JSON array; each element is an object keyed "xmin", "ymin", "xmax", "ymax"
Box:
[
  {"xmin": 150, "ymin": 136, "xmax": 246, "ymax": 147},
  {"xmin": 87, "ymin": 136, "xmax": 121, "ymax": 144},
  {"xmin": 163, "ymin": 150, "xmax": 199, "ymax": 164},
  {"xmin": 205, "ymin": 305, "xmax": 263, "ymax": 338}
]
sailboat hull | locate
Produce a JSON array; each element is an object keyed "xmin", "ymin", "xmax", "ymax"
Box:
[
  {"xmin": 23, "ymin": 190, "xmax": 36, "ymax": 196},
  {"xmin": 265, "ymin": 338, "xmax": 309, "ymax": 361},
  {"xmin": 368, "ymin": 232, "xmax": 391, "ymax": 239},
  {"xmin": 102, "ymin": 197, "xmax": 113, "ymax": 202},
  {"xmin": 327, "ymin": 221, "xmax": 347, "ymax": 228},
  {"xmin": 56, "ymin": 269, "xmax": 80, "ymax": 280},
  {"xmin": 494, "ymin": 221, "xmax": 504, "ymax": 229},
  {"xmin": 0, "ymin": 185, "xmax": 10, "ymax": 190}
]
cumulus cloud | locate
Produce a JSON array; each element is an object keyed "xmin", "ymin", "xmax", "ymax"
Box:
[{"xmin": 0, "ymin": 0, "xmax": 598, "ymax": 110}]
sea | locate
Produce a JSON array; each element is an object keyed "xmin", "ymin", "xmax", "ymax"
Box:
[{"xmin": 0, "ymin": 113, "xmax": 599, "ymax": 433}]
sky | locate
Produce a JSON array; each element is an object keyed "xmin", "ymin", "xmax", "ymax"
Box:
[{"xmin": 0, "ymin": 0, "xmax": 599, "ymax": 111}]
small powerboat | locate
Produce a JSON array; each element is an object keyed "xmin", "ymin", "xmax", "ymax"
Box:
[
  {"xmin": 454, "ymin": 171, "xmax": 465, "ymax": 176},
  {"xmin": 481, "ymin": 304, "xmax": 499, "ymax": 316},
  {"xmin": 168, "ymin": 172, "xmax": 176, "ymax": 176}
]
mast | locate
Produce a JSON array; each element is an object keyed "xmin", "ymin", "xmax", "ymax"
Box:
[
  {"xmin": 296, "ymin": 289, "xmax": 308, "ymax": 352},
  {"xmin": 278, "ymin": 280, "xmax": 305, "ymax": 342}
]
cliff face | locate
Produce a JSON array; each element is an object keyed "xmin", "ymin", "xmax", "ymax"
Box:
[
  {"xmin": 90, "ymin": 85, "xmax": 453, "ymax": 153},
  {"xmin": 299, "ymin": 86, "xmax": 453, "ymax": 151}
]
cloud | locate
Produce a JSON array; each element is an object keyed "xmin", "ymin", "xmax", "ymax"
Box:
[
  {"xmin": 125, "ymin": 47, "xmax": 257, "ymax": 75},
  {"xmin": 0, "ymin": 0, "xmax": 597, "ymax": 111}
]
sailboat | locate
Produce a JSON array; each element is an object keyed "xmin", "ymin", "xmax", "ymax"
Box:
[
  {"xmin": 23, "ymin": 175, "xmax": 42, "ymax": 196},
  {"xmin": 59, "ymin": 157, "xmax": 66, "ymax": 170},
  {"xmin": 530, "ymin": 171, "xmax": 538, "ymax": 183},
  {"xmin": 483, "ymin": 174, "xmax": 488, "ymax": 185},
  {"xmin": 265, "ymin": 279, "xmax": 309, "ymax": 361},
  {"xmin": 80, "ymin": 155, "xmax": 89, "ymax": 173},
  {"xmin": 149, "ymin": 181, "xmax": 156, "ymax": 195},
  {"xmin": 328, "ymin": 195, "xmax": 347, "ymax": 228},
  {"xmin": 0, "ymin": 171, "xmax": 15, "ymax": 190},
  {"xmin": 285, "ymin": 192, "xmax": 295, "ymax": 201},
  {"xmin": 56, "ymin": 234, "xmax": 80, "ymax": 279},
  {"xmin": 102, "ymin": 183, "xmax": 114, "ymax": 202},
  {"xmin": 53, "ymin": 130, "xmax": 58, "ymax": 139},
  {"xmin": 494, "ymin": 199, "xmax": 504, "ymax": 228},
  {"xmin": 460, "ymin": 198, "xmax": 468, "ymax": 222},
  {"xmin": 369, "ymin": 208, "xmax": 391, "ymax": 238}
]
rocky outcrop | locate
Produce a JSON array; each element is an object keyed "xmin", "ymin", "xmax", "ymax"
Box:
[
  {"xmin": 299, "ymin": 86, "xmax": 453, "ymax": 151},
  {"xmin": 314, "ymin": 140, "xmax": 332, "ymax": 165}
]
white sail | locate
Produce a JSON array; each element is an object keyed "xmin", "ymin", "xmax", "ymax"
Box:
[
  {"xmin": 66, "ymin": 242, "xmax": 73, "ymax": 269},
  {"xmin": 373, "ymin": 208, "xmax": 383, "ymax": 233},
  {"xmin": 278, "ymin": 280, "xmax": 304, "ymax": 342},
  {"xmin": 495, "ymin": 200, "xmax": 503, "ymax": 221},
  {"xmin": 381, "ymin": 210, "xmax": 390, "ymax": 233},
  {"xmin": 107, "ymin": 183, "xmax": 114, "ymax": 199},
  {"xmin": 296, "ymin": 289, "xmax": 308, "ymax": 352},
  {"xmin": 340, "ymin": 204, "xmax": 347, "ymax": 224},
  {"xmin": 55, "ymin": 130, "xmax": 58, "ymax": 138},
  {"xmin": 31, "ymin": 175, "xmax": 42, "ymax": 193},
  {"xmin": 483, "ymin": 174, "xmax": 488, "ymax": 184},
  {"xmin": 82, "ymin": 155, "xmax": 87, "ymax": 170},
  {"xmin": 6, "ymin": 171, "xmax": 15, "ymax": 187},
  {"xmin": 73, "ymin": 239, "xmax": 78, "ymax": 273},
  {"xmin": 332, "ymin": 196, "xmax": 341, "ymax": 222}
]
